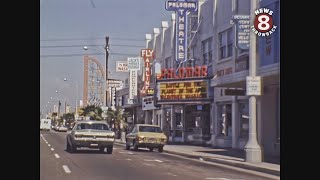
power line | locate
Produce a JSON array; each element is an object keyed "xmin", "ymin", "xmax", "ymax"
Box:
[
  {"xmin": 40, "ymin": 37, "xmax": 144, "ymax": 42},
  {"xmin": 40, "ymin": 44, "xmax": 144, "ymax": 48},
  {"xmin": 40, "ymin": 52, "xmax": 138, "ymax": 58}
]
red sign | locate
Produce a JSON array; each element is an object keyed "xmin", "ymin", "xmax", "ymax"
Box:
[
  {"xmin": 157, "ymin": 66, "xmax": 208, "ymax": 80},
  {"xmin": 141, "ymin": 49, "xmax": 155, "ymax": 90}
]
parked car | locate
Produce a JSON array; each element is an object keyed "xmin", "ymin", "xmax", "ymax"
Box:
[
  {"xmin": 53, "ymin": 125, "xmax": 60, "ymax": 131},
  {"xmin": 66, "ymin": 120, "xmax": 115, "ymax": 154},
  {"xmin": 125, "ymin": 124, "xmax": 167, "ymax": 152},
  {"xmin": 57, "ymin": 125, "xmax": 68, "ymax": 132}
]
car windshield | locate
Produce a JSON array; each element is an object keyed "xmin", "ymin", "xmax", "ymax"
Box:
[
  {"xmin": 139, "ymin": 126, "xmax": 162, "ymax": 133},
  {"xmin": 77, "ymin": 123, "xmax": 109, "ymax": 130}
]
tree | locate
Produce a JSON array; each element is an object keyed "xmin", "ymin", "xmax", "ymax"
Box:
[
  {"xmin": 79, "ymin": 105, "xmax": 103, "ymax": 120},
  {"xmin": 106, "ymin": 107, "xmax": 129, "ymax": 138}
]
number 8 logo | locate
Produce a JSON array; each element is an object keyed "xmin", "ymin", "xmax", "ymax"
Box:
[{"xmin": 254, "ymin": 13, "xmax": 273, "ymax": 33}]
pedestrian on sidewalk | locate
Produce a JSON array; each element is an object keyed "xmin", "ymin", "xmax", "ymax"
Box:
[{"xmin": 163, "ymin": 120, "xmax": 171, "ymax": 144}]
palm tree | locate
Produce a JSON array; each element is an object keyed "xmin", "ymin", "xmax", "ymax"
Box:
[
  {"xmin": 79, "ymin": 105, "xmax": 103, "ymax": 120},
  {"xmin": 106, "ymin": 107, "xmax": 129, "ymax": 138}
]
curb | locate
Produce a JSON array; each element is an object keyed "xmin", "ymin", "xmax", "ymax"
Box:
[
  {"xmin": 163, "ymin": 150, "xmax": 280, "ymax": 177},
  {"xmin": 114, "ymin": 141, "xmax": 279, "ymax": 179}
]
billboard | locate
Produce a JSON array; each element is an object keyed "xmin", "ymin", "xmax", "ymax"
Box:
[
  {"xmin": 116, "ymin": 61, "xmax": 128, "ymax": 72},
  {"xmin": 127, "ymin": 57, "xmax": 140, "ymax": 70},
  {"xmin": 142, "ymin": 96, "xmax": 158, "ymax": 111},
  {"xmin": 128, "ymin": 70, "xmax": 138, "ymax": 103},
  {"xmin": 110, "ymin": 87, "xmax": 116, "ymax": 109},
  {"xmin": 107, "ymin": 79, "xmax": 123, "ymax": 88}
]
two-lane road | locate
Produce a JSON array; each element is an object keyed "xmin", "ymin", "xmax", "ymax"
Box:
[{"xmin": 40, "ymin": 130, "xmax": 269, "ymax": 180}]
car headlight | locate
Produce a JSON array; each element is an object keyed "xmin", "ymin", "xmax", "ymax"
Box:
[
  {"xmin": 107, "ymin": 134, "xmax": 114, "ymax": 138},
  {"xmin": 137, "ymin": 136, "xmax": 145, "ymax": 141},
  {"xmin": 75, "ymin": 134, "xmax": 82, "ymax": 138}
]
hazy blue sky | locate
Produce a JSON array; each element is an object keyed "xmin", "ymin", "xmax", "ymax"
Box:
[{"xmin": 40, "ymin": 0, "xmax": 172, "ymax": 113}]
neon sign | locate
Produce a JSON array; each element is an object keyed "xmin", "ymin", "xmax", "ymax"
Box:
[
  {"xmin": 141, "ymin": 49, "xmax": 155, "ymax": 92},
  {"xmin": 165, "ymin": 0, "xmax": 198, "ymax": 64}
]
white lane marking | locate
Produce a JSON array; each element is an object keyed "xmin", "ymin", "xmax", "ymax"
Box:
[
  {"xmin": 62, "ymin": 165, "xmax": 71, "ymax": 174},
  {"xmin": 45, "ymin": 141, "xmax": 48, "ymax": 144},
  {"xmin": 54, "ymin": 153, "xmax": 60, "ymax": 158},
  {"xmin": 119, "ymin": 151, "xmax": 134, "ymax": 155},
  {"xmin": 167, "ymin": 172, "xmax": 177, "ymax": 176},
  {"xmin": 51, "ymin": 148, "xmax": 54, "ymax": 151},
  {"xmin": 48, "ymin": 144, "xmax": 51, "ymax": 147},
  {"xmin": 205, "ymin": 178, "xmax": 244, "ymax": 180},
  {"xmin": 143, "ymin": 159, "xmax": 163, "ymax": 162},
  {"xmin": 116, "ymin": 159, "xmax": 132, "ymax": 161},
  {"xmin": 143, "ymin": 163, "xmax": 155, "ymax": 166}
]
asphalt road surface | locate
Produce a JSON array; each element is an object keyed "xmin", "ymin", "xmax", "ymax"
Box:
[{"xmin": 40, "ymin": 130, "xmax": 270, "ymax": 180}]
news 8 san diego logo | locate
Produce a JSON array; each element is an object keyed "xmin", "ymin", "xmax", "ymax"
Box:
[{"xmin": 251, "ymin": 8, "xmax": 277, "ymax": 36}]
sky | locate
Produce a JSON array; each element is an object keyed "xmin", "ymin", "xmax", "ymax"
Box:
[{"xmin": 40, "ymin": 0, "xmax": 172, "ymax": 114}]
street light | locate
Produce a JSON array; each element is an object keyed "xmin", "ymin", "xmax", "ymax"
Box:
[
  {"xmin": 83, "ymin": 44, "xmax": 109, "ymax": 107},
  {"xmin": 63, "ymin": 77, "xmax": 79, "ymax": 119},
  {"xmin": 244, "ymin": 0, "xmax": 262, "ymax": 162}
]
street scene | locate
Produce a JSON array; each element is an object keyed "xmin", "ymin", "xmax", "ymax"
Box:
[{"xmin": 41, "ymin": 0, "xmax": 280, "ymax": 179}]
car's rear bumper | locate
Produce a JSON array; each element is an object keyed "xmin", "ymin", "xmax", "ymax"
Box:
[
  {"xmin": 136, "ymin": 141, "xmax": 166, "ymax": 148},
  {"xmin": 74, "ymin": 139, "xmax": 114, "ymax": 148}
]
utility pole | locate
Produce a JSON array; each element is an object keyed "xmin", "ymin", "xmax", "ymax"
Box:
[
  {"xmin": 104, "ymin": 36, "xmax": 110, "ymax": 107},
  {"xmin": 58, "ymin": 100, "xmax": 61, "ymax": 122},
  {"xmin": 244, "ymin": 0, "xmax": 262, "ymax": 162}
]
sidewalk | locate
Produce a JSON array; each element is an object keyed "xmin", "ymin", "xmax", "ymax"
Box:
[{"xmin": 114, "ymin": 139, "xmax": 280, "ymax": 178}]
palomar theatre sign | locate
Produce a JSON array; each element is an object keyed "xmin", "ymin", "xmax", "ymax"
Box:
[
  {"xmin": 165, "ymin": 0, "xmax": 197, "ymax": 64},
  {"xmin": 159, "ymin": 81, "xmax": 208, "ymax": 100}
]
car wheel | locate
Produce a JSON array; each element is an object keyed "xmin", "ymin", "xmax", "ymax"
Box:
[
  {"xmin": 133, "ymin": 140, "xmax": 138, "ymax": 151},
  {"xmin": 66, "ymin": 141, "xmax": 70, "ymax": 152},
  {"xmin": 149, "ymin": 148, "xmax": 154, "ymax": 152},
  {"xmin": 125, "ymin": 140, "xmax": 130, "ymax": 150},
  {"xmin": 99, "ymin": 147, "xmax": 106, "ymax": 153},
  {"xmin": 70, "ymin": 143, "xmax": 77, "ymax": 153},
  {"xmin": 107, "ymin": 146, "xmax": 113, "ymax": 154},
  {"xmin": 158, "ymin": 146, "xmax": 163, "ymax": 153}
]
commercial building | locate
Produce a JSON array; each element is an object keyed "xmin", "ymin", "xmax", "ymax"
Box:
[{"xmin": 119, "ymin": 0, "xmax": 280, "ymax": 158}]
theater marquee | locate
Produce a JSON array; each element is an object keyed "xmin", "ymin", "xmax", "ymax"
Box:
[{"xmin": 156, "ymin": 80, "xmax": 212, "ymax": 104}]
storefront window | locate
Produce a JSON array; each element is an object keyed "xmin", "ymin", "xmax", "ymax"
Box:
[
  {"xmin": 164, "ymin": 108, "xmax": 171, "ymax": 125},
  {"xmin": 174, "ymin": 107, "xmax": 183, "ymax": 137},
  {"xmin": 218, "ymin": 104, "xmax": 232, "ymax": 136},
  {"xmin": 239, "ymin": 103, "xmax": 249, "ymax": 139},
  {"xmin": 176, "ymin": 113, "xmax": 182, "ymax": 130}
]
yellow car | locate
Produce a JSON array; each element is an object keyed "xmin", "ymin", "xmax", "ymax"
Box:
[{"xmin": 125, "ymin": 124, "xmax": 167, "ymax": 152}]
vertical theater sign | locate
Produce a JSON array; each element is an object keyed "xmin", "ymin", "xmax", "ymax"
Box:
[
  {"xmin": 165, "ymin": 0, "xmax": 198, "ymax": 65},
  {"xmin": 141, "ymin": 49, "xmax": 155, "ymax": 95},
  {"xmin": 156, "ymin": 0, "xmax": 213, "ymax": 104}
]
